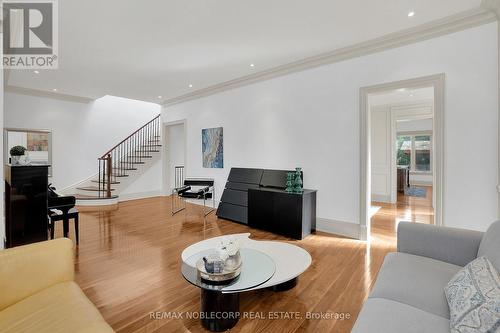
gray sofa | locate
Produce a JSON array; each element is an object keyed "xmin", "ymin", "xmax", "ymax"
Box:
[{"xmin": 352, "ymin": 220, "xmax": 500, "ymax": 333}]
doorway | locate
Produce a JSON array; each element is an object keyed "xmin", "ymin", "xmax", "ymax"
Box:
[
  {"xmin": 360, "ymin": 74, "xmax": 444, "ymax": 241},
  {"xmin": 162, "ymin": 120, "xmax": 186, "ymax": 196}
]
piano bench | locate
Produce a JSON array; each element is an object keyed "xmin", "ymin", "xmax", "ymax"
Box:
[{"xmin": 49, "ymin": 207, "xmax": 79, "ymax": 245}]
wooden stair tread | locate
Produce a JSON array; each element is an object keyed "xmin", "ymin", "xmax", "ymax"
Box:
[
  {"xmin": 75, "ymin": 194, "xmax": 119, "ymax": 200},
  {"xmin": 77, "ymin": 186, "xmax": 115, "ymax": 192},
  {"xmin": 91, "ymin": 180, "xmax": 120, "ymax": 184},
  {"xmin": 94, "ymin": 116, "xmax": 159, "ymax": 189},
  {"xmin": 105, "ymin": 172, "xmax": 129, "ymax": 177}
]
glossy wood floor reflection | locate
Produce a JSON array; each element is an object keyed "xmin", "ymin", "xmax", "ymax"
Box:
[
  {"xmin": 371, "ymin": 186, "xmax": 434, "ymax": 236},
  {"xmin": 56, "ymin": 194, "xmax": 429, "ymax": 333}
]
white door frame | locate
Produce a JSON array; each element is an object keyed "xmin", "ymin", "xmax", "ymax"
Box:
[
  {"xmin": 359, "ymin": 73, "xmax": 445, "ymax": 241},
  {"xmin": 162, "ymin": 119, "xmax": 187, "ymax": 196}
]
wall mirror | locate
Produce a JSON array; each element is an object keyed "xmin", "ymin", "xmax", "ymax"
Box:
[{"xmin": 4, "ymin": 128, "xmax": 53, "ymax": 176}]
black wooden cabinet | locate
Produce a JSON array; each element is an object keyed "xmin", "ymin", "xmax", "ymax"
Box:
[
  {"xmin": 248, "ymin": 188, "xmax": 316, "ymax": 240},
  {"xmin": 4, "ymin": 165, "xmax": 49, "ymax": 248}
]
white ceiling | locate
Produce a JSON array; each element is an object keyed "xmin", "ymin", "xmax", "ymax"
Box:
[{"xmin": 6, "ymin": 0, "xmax": 483, "ymax": 104}]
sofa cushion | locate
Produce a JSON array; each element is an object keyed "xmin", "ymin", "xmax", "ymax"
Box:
[
  {"xmin": 445, "ymin": 257, "xmax": 500, "ymax": 333},
  {"xmin": 351, "ymin": 298, "xmax": 450, "ymax": 333},
  {"xmin": 478, "ymin": 220, "xmax": 500, "ymax": 272},
  {"xmin": 370, "ymin": 252, "xmax": 462, "ymax": 318},
  {"xmin": 0, "ymin": 281, "xmax": 114, "ymax": 333}
]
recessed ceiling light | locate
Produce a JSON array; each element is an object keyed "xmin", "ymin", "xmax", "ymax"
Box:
[
  {"xmin": 52, "ymin": 88, "xmax": 57, "ymax": 92},
  {"xmin": 188, "ymin": 84, "xmax": 193, "ymax": 88},
  {"xmin": 250, "ymin": 63, "xmax": 255, "ymax": 67},
  {"xmin": 408, "ymin": 11, "xmax": 415, "ymax": 17},
  {"xmin": 34, "ymin": 70, "xmax": 40, "ymax": 74},
  {"xmin": 397, "ymin": 88, "xmax": 406, "ymax": 92},
  {"xmin": 158, "ymin": 95, "xmax": 162, "ymax": 99}
]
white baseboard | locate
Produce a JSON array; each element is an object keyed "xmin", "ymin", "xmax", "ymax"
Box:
[
  {"xmin": 409, "ymin": 180, "xmax": 433, "ymax": 186},
  {"xmin": 119, "ymin": 190, "xmax": 162, "ymax": 202},
  {"xmin": 359, "ymin": 224, "xmax": 368, "ymax": 241},
  {"xmin": 371, "ymin": 194, "xmax": 391, "ymax": 203},
  {"xmin": 316, "ymin": 218, "xmax": 361, "ymax": 240},
  {"xmin": 76, "ymin": 197, "xmax": 119, "ymax": 206}
]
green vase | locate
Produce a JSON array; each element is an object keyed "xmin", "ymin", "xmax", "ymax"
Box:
[
  {"xmin": 293, "ymin": 167, "xmax": 303, "ymax": 193},
  {"xmin": 285, "ymin": 172, "xmax": 294, "ymax": 192}
]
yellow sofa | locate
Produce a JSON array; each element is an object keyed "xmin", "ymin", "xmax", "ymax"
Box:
[{"xmin": 0, "ymin": 238, "xmax": 114, "ymax": 333}]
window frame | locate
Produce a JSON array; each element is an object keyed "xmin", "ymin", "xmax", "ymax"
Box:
[{"xmin": 396, "ymin": 131, "xmax": 432, "ymax": 174}]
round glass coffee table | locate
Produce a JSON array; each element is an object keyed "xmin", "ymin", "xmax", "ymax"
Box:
[{"xmin": 182, "ymin": 248, "xmax": 275, "ymax": 331}]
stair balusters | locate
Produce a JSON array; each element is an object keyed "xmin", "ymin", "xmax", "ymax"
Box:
[{"xmin": 96, "ymin": 115, "xmax": 161, "ymax": 198}]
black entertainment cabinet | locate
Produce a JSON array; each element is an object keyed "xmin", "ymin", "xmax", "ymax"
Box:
[{"xmin": 216, "ymin": 168, "xmax": 317, "ymax": 240}]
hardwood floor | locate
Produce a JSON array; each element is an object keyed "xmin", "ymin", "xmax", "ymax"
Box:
[
  {"xmin": 54, "ymin": 194, "xmax": 429, "ymax": 332},
  {"xmin": 371, "ymin": 186, "xmax": 434, "ymax": 235}
]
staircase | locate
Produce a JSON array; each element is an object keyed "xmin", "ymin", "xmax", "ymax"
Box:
[{"xmin": 73, "ymin": 115, "xmax": 161, "ymax": 205}]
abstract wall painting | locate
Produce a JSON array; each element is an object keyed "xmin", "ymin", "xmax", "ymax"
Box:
[
  {"xmin": 202, "ymin": 127, "xmax": 223, "ymax": 168},
  {"xmin": 27, "ymin": 132, "xmax": 49, "ymax": 151}
]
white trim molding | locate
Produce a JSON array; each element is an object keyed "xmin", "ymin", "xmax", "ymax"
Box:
[
  {"xmin": 5, "ymin": 85, "xmax": 94, "ymax": 104},
  {"xmin": 371, "ymin": 194, "xmax": 392, "ymax": 203},
  {"xmin": 410, "ymin": 180, "xmax": 433, "ymax": 186},
  {"xmin": 316, "ymin": 218, "xmax": 361, "ymax": 240},
  {"xmin": 162, "ymin": 119, "xmax": 188, "ymax": 196},
  {"xmin": 482, "ymin": 0, "xmax": 500, "ymax": 16},
  {"xmin": 162, "ymin": 8, "xmax": 494, "ymax": 107},
  {"xmin": 360, "ymin": 74, "xmax": 445, "ymax": 241},
  {"xmin": 76, "ymin": 197, "xmax": 119, "ymax": 207},
  {"xmin": 486, "ymin": 0, "xmax": 500, "ymax": 217}
]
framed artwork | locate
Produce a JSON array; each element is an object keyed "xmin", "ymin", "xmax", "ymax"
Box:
[
  {"xmin": 4, "ymin": 128, "xmax": 53, "ymax": 176},
  {"xmin": 27, "ymin": 133, "xmax": 50, "ymax": 151},
  {"xmin": 202, "ymin": 127, "xmax": 223, "ymax": 168}
]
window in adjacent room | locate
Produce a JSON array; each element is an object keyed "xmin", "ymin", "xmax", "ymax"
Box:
[{"xmin": 396, "ymin": 133, "xmax": 432, "ymax": 172}]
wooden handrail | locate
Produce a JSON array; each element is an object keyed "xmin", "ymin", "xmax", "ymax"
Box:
[
  {"xmin": 99, "ymin": 114, "xmax": 160, "ymax": 159},
  {"xmin": 96, "ymin": 114, "xmax": 161, "ymax": 198}
]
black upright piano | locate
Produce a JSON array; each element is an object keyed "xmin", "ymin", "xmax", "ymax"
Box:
[{"xmin": 4, "ymin": 165, "xmax": 49, "ymax": 248}]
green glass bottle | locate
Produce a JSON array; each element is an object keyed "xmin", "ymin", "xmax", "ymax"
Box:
[
  {"xmin": 293, "ymin": 167, "xmax": 303, "ymax": 193},
  {"xmin": 285, "ymin": 172, "xmax": 294, "ymax": 193}
]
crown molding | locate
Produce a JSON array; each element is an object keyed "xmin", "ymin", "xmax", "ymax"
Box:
[
  {"xmin": 5, "ymin": 85, "xmax": 94, "ymax": 103},
  {"xmin": 162, "ymin": 7, "xmax": 496, "ymax": 107},
  {"xmin": 482, "ymin": 0, "xmax": 500, "ymax": 17}
]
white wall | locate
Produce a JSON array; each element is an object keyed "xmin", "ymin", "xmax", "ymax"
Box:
[
  {"xmin": 4, "ymin": 93, "xmax": 162, "ymax": 195},
  {"xmin": 371, "ymin": 105, "xmax": 392, "ymax": 203},
  {"xmin": 163, "ymin": 22, "xmax": 498, "ymax": 233},
  {"xmin": 119, "ymin": 159, "xmax": 163, "ymax": 199}
]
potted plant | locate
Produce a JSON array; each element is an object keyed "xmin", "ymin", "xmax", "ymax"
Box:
[{"xmin": 10, "ymin": 145, "xmax": 27, "ymax": 165}]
